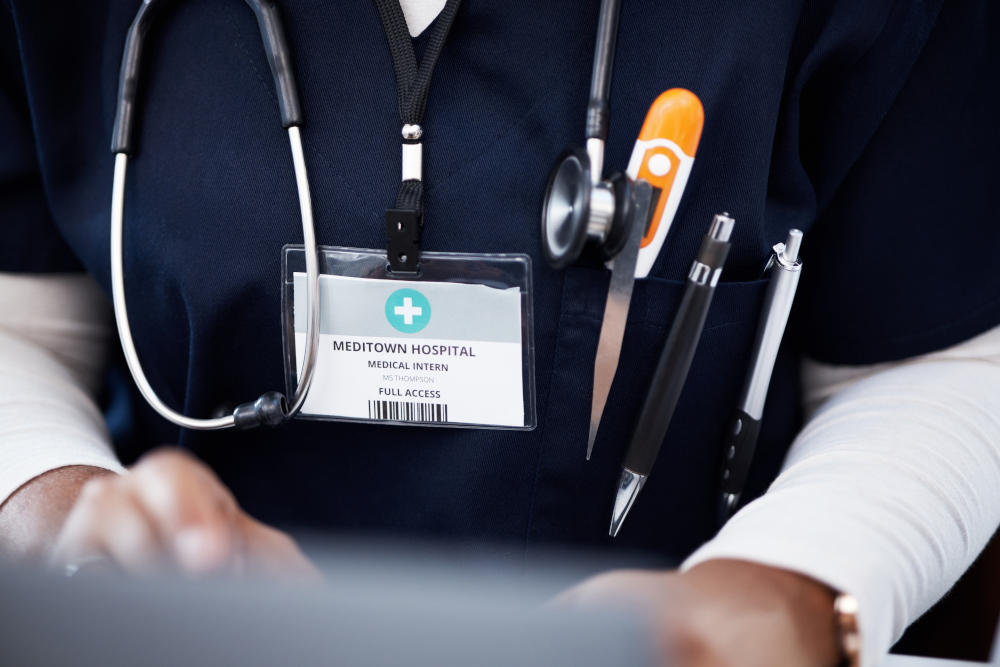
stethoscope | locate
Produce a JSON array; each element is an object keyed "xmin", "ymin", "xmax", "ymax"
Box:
[
  {"xmin": 110, "ymin": 0, "xmax": 626, "ymax": 431},
  {"xmin": 110, "ymin": 0, "xmax": 320, "ymax": 431},
  {"xmin": 540, "ymin": 0, "xmax": 635, "ymax": 270}
]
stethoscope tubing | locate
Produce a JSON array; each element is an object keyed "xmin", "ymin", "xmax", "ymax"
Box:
[{"xmin": 110, "ymin": 126, "xmax": 321, "ymax": 430}]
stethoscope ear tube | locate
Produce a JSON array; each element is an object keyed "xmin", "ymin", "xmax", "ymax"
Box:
[
  {"xmin": 110, "ymin": 128, "xmax": 320, "ymax": 431},
  {"xmin": 109, "ymin": 0, "xmax": 319, "ymax": 431},
  {"xmin": 111, "ymin": 0, "xmax": 304, "ymax": 154},
  {"xmin": 586, "ymin": 0, "xmax": 623, "ymax": 141},
  {"xmin": 246, "ymin": 0, "xmax": 304, "ymax": 128},
  {"xmin": 110, "ymin": 0, "xmax": 163, "ymax": 155}
]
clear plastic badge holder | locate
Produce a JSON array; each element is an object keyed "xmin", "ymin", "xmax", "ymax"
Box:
[{"xmin": 282, "ymin": 246, "xmax": 536, "ymax": 430}]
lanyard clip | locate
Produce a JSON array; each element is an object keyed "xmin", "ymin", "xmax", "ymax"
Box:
[
  {"xmin": 386, "ymin": 208, "xmax": 421, "ymax": 273},
  {"xmin": 387, "ymin": 124, "xmax": 424, "ymax": 273}
]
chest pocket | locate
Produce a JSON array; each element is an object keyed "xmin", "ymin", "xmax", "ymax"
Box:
[{"xmin": 527, "ymin": 266, "xmax": 770, "ymax": 557}]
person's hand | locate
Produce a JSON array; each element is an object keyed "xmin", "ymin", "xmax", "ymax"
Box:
[
  {"xmin": 47, "ymin": 448, "xmax": 320, "ymax": 582},
  {"xmin": 555, "ymin": 559, "xmax": 840, "ymax": 667}
]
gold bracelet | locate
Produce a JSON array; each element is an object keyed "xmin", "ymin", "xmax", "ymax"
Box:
[{"xmin": 834, "ymin": 593, "xmax": 861, "ymax": 667}]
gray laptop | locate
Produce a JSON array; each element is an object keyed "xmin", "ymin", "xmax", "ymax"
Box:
[{"xmin": 0, "ymin": 538, "xmax": 656, "ymax": 667}]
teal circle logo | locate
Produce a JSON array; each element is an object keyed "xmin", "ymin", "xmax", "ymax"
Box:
[{"xmin": 385, "ymin": 288, "xmax": 431, "ymax": 334}]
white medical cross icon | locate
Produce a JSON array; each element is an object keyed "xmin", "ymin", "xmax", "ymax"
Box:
[{"xmin": 394, "ymin": 297, "xmax": 423, "ymax": 325}]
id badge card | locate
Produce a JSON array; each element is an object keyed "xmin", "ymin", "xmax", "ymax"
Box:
[{"xmin": 281, "ymin": 246, "xmax": 536, "ymax": 430}]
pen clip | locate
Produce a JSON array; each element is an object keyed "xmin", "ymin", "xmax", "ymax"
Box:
[{"xmin": 757, "ymin": 242, "xmax": 784, "ymax": 280}]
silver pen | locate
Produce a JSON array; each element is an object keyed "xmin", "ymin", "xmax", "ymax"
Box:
[{"xmin": 717, "ymin": 229, "xmax": 803, "ymax": 526}]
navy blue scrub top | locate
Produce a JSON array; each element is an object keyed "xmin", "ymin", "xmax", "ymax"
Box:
[{"xmin": 2, "ymin": 0, "xmax": 998, "ymax": 564}]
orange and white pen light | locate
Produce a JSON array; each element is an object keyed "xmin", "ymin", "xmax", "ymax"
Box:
[{"xmin": 625, "ymin": 89, "xmax": 704, "ymax": 278}]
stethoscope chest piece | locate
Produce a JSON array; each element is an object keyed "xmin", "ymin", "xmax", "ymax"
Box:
[{"xmin": 541, "ymin": 146, "xmax": 636, "ymax": 269}]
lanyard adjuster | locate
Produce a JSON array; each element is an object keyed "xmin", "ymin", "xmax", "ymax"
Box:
[{"xmin": 401, "ymin": 123, "xmax": 423, "ymax": 181}]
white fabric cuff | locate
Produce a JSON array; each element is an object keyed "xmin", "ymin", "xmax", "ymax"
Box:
[
  {"xmin": 682, "ymin": 352, "xmax": 1000, "ymax": 667},
  {"xmin": 0, "ymin": 275, "xmax": 124, "ymax": 505}
]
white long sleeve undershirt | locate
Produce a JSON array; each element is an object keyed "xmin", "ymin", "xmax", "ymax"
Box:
[
  {"xmin": 684, "ymin": 324, "xmax": 1000, "ymax": 667},
  {"xmin": 0, "ymin": 273, "xmax": 125, "ymax": 505}
]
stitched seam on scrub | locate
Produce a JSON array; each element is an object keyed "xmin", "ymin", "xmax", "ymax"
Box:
[
  {"xmin": 223, "ymin": 0, "xmax": 378, "ymax": 217},
  {"xmin": 521, "ymin": 270, "xmax": 570, "ymax": 567},
  {"xmin": 422, "ymin": 41, "xmax": 594, "ymax": 196}
]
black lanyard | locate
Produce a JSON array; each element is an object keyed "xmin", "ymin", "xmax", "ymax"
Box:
[{"xmin": 373, "ymin": 0, "xmax": 463, "ymax": 273}]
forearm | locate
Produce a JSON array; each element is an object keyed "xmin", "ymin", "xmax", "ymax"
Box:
[
  {"xmin": 0, "ymin": 466, "xmax": 111, "ymax": 562},
  {"xmin": 0, "ymin": 322, "xmax": 124, "ymax": 504},
  {"xmin": 0, "ymin": 273, "xmax": 125, "ymax": 559},
  {"xmin": 558, "ymin": 554, "xmax": 841, "ymax": 667},
  {"xmin": 682, "ymin": 560, "xmax": 839, "ymax": 667},
  {"xmin": 684, "ymin": 327, "xmax": 1000, "ymax": 667},
  {"xmin": 0, "ymin": 275, "xmax": 317, "ymax": 579}
]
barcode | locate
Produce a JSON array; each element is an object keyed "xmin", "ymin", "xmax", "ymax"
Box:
[{"xmin": 368, "ymin": 400, "xmax": 449, "ymax": 423}]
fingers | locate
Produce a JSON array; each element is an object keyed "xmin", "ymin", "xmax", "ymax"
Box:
[
  {"xmin": 128, "ymin": 448, "xmax": 243, "ymax": 575},
  {"xmin": 553, "ymin": 571, "xmax": 707, "ymax": 667},
  {"xmin": 239, "ymin": 514, "xmax": 323, "ymax": 584},
  {"xmin": 49, "ymin": 447, "xmax": 318, "ymax": 583},
  {"xmin": 556, "ymin": 565, "xmax": 840, "ymax": 667},
  {"xmin": 49, "ymin": 448, "xmax": 241, "ymax": 578},
  {"xmin": 50, "ymin": 474, "xmax": 165, "ymax": 577},
  {"xmin": 551, "ymin": 569, "xmax": 672, "ymax": 611}
]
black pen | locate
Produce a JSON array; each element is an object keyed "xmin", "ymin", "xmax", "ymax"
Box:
[
  {"xmin": 610, "ymin": 213, "xmax": 734, "ymax": 537},
  {"xmin": 717, "ymin": 229, "xmax": 802, "ymax": 526}
]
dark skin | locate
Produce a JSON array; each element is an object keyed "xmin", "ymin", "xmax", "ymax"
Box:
[
  {"xmin": 556, "ymin": 561, "xmax": 840, "ymax": 667},
  {"xmin": 0, "ymin": 450, "xmax": 840, "ymax": 667},
  {"xmin": 0, "ymin": 466, "xmax": 110, "ymax": 562},
  {"xmin": 0, "ymin": 451, "xmax": 319, "ymax": 580}
]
